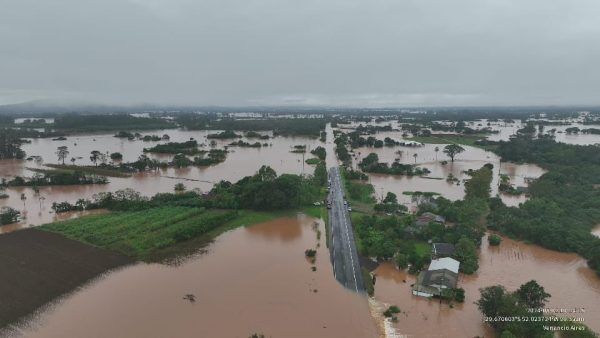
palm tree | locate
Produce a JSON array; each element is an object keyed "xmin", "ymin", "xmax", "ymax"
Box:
[
  {"xmin": 434, "ymin": 146, "xmax": 439, "ymax": 161},
  {"xmin": 413, "ymin": 153, "xmax": 418, "ymax": 163},
  {"xmin": 56, "ymin": 146, "xmax": 69, "ymax": 164},
  {"xmin": 20, "ymin": 193, "xmax": 27, "ymax": 208}
]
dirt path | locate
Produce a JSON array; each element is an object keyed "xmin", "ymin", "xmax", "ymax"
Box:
[{"xmin": 0, "ymin": 229, "xmax": 132, "ymax": 329}]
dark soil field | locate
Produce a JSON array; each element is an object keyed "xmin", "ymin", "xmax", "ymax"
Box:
[{"xmin": 0, "ymin": 229, "xmax": 132, "ymax": 329}]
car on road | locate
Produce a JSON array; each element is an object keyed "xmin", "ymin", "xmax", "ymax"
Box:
[
  {"xmin": 343, "ymin": 200, "xmax": 348, "ymax": 205},
  {"xmin": 347, "ymin": 206, "xmax": 352, "ymax": 212}
]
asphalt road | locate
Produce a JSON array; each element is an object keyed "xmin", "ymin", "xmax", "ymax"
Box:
[{"xmin": 328, "ymin": 167, "xmax": 365, "ymax": 293}]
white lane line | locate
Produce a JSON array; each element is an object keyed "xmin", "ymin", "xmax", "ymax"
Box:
[{"xmin": 333, "ymin": 168, "xmax": 359, "ymax": 292}]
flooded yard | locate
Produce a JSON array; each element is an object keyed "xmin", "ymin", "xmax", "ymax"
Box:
[{"xmin": 372, "ymin": 233, "xmax": 600, "ymax": 337}]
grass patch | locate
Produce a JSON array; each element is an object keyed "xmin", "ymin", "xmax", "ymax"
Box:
[
  {"xmin": 305, "ymin": 158, "xmax": 321, "ymax": 165},
  {"xmin": 41, "ymin": 207, "xmax": 284, "ymax": 260},
  {"xmin": 44, "ymin": 164, "xmax": 131, "ymax": 178}
]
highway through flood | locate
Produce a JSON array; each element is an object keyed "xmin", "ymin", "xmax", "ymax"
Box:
[{"xmin": 327, "ymin": 166, "xmax": 365, "ymax": 293}]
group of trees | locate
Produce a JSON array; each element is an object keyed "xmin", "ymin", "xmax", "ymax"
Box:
[
  {"xmin": 143, "ymin": 140, "xmax": 202, "ymax": 155},
  {"xmin": 206, "ymin": 130, "xmax": 241, "ymax": 139},
  {"xmin": 374, "ymin": 192, "xmax": 408, "ymax": 214},
  {"xmin": 0, "ymin": 128, "xmax": 27, "ymax": 159},
  {"xmin": 476, "ymin": 280, "xmax": 595, "ymax": 337},
  {"xmin": 0, "ymin": 207, "xmax": 20, "ymax": 225},
  {"xmin": 489, "ymin": 137, "xmax": 600, "ymax": 276},
  {"xmin": 310, "ymin": 146, "xmax": 326, "ymax": 161},
  {"xmin": 52, "ymin": 165, "xmax": 323, "ymax": 214},
  {"xmin": 4, "ymin": 170, "xmax": 108, "ymax": 187},
  {"xmin": 358, "ymin": 153, "xmax": 430, "ymax": 176}
]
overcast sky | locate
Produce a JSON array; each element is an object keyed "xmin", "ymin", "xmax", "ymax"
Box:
[{"xmin": 1, "ymin": 0, "xmax": 599, "ymax": 107}]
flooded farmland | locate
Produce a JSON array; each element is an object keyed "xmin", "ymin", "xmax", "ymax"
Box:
[
  {"xmin": 8, "ymin": 216, "xmax": 380, "ymax": 338},
  {"xmin": 1, "ymin": 129, "xmax": 324, "ymax": 230}
]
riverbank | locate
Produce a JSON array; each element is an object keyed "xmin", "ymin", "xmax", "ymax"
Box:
[{"xmin": 0, "ymin": 229, "xmax": 132, "ymax": 330}]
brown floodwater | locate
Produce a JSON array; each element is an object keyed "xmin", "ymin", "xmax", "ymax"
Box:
[
  {"xmin": 1, "ymin": 129, "xmax": 325, "ymax": 230},
  {"xmin": 10, "ymin": 215, "xmax": 381, "ymax": 338},
  {"xmin": 348, "ymin": 136, "xmax": 545, "ymax": 208},
  {"xmin": 372, "ymin": 233, "xmax": 600, "ymax": 337}
]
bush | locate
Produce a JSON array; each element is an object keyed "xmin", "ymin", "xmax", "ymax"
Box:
[
  {"xmin": 395, "ymin": 254, "xmax": 409, "ymax": 269},
  {"xmin": 110, "ymin": 152, "xmax": 123, "ymax": 160},
  {"xmin": 488, "ymin": 234, "xmax": 502, "ymax": 246},
  {"xmin": 383, "ymin": 305, "xmax": 401, "ymax": 317},
  {"xmin": 304, "ymin": 249, "xmax": 317, "ymax": 258}
]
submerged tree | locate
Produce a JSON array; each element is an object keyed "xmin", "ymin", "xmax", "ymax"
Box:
[
  {"xmin": 56, "ymin": 146, "xmax": 69, "ymax": 164},
  {"xmin": 443, "ymin": 144, "xmax": 465, "ymax": 162}
]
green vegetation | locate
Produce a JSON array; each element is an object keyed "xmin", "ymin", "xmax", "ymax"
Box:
[
  {"xmin": 358, "ymin": 153, "xmax": 430, "ymax": 176},
  {"xmin": 0, "ymin": 207, "xmax": 20, "ymax": 225},
  {"xmin": 0, "ymin": 128, "xmax": 27, "ymax": 159},
  {"xmin": 53, "ymin": 114, "xmax": 174, "ymax": 131},
  {"xmin": 488, "ymin": 234, "xmax": 502, "ymax": 246},
  {"xmin": 304, "ymin": 249, "xmax": 317, "ymax": 258},
  {"xmin": 344, "ymin": 177, "xmax": 375, "ymax": 205},
  {"xmin": 143, "ymin": 140, "xmax": 201, "ymax": 155},
  {"xmin": 245, "ymin": 131, "xmax": 270, "ymax": 139},
  {"xmin": 310, "ymin": 146, "xmax": 326, "ymax": 160},
  {"xmin": 43, "ymin": 207, "xmax": 260, "ymax": 259},
  {"xmin": 374, "ymin": 192, "xmax": 408, "ymax": 214},
  {"xmin": 45, "ymin": 164, "xmax": 131, "ymax": 178},
  {"xmin": 205, "ymin": 166, "xmax": 321, "ymax": 210},
  {"xmin": 305, "ymin": 158, "xmax": 321, "ymax": 165},
  {"xmin": 454, "ymin": 236, "xmax": 479, "ymax": 274},
  {"xmin": 477, "ymin": 280, "xmax": 554, "ymax": 337},
  {"xmin": 489, "ymin": 137, "xmax": 600, "ymax": 275},
  {"xmin": 3, "ymin": 169, "xmax": 108, "ymax": 187},
  {"xmin": 110, "ymin": 152, "xmax": 123, "ymax": 161},
  {"xmin": 443, "ymin": 144, "xmax": 466, "ymax": 162},
  {"xmin": 228, "ymin": 140, "xmax": 262, "ymax": 148},
  {"xmin": 352, "ymin": 164, "xmax": 492, "ymax": 276},
  {"xmin": 362, "ymin": 268, "xmax": 374, "ymax": 296},
  {"xmin": 383, "ymin": 305, "xmax": 401, "ymax": 318},
  {"xmin": 206, "ymin": 130, "xmax": 241, "ymax": 139}
]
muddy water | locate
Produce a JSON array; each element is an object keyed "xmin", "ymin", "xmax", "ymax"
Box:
[
  {"xmin": 13, "ymin": 215, "xmax": 380, "ymax": 338},
  {"xmin": 349, "ymin": 140, "xmax": 545, "ymax": 208},
  {"xmin": 372, "ymin": 234, "xmax": 600, "ymax": 337},
  {"xmin": 0, "ymin": 130, "xmax": 325, "ymax": 230}
]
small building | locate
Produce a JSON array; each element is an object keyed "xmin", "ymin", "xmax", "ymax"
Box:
[
  {"xmin": 431, "ymin": 243, "xmax": 455, "ymax": 258},
  {"xmin": 415, "ymin": 212, "xmax": 446, "ymax": 228},
  {"xmin": 412, "ymin": 257, "xmax": 460, "ymax": 298}
]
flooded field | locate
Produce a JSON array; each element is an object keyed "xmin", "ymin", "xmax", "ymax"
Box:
[
  {"xmin": 8, "ymin": 215, "xmax": 380, "ymax": 338},
  {"xmin": 372, "ymin": 233, "xmax": 600, "ymax": 337},
  {"xmin": 0, "ymin": 130, "xmax": 324, "ymax": 230},
  {"xmin": 348, "ymin": 136, "xmax": 545, "ymax": 208}
]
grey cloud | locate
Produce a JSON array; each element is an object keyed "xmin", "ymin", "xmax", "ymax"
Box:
[{"xmin": 1, "ymin": 0, "xmax": 599, "ymax": 107}]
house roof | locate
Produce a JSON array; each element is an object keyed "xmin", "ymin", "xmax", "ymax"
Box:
[
  {"xmin": 428, "ymin": 257, "xmax": 460, "ymax": 274},
  {"xmin": 421, "ymin": 212, "xmax": 445, "ymax": 222},
  {"xmin": 432, "ymin": 243, "xmax": 455, "ymax": 256},
  {"xmin": 422, "ymin": 270, "xmax": 458, "ymax": 289}
]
